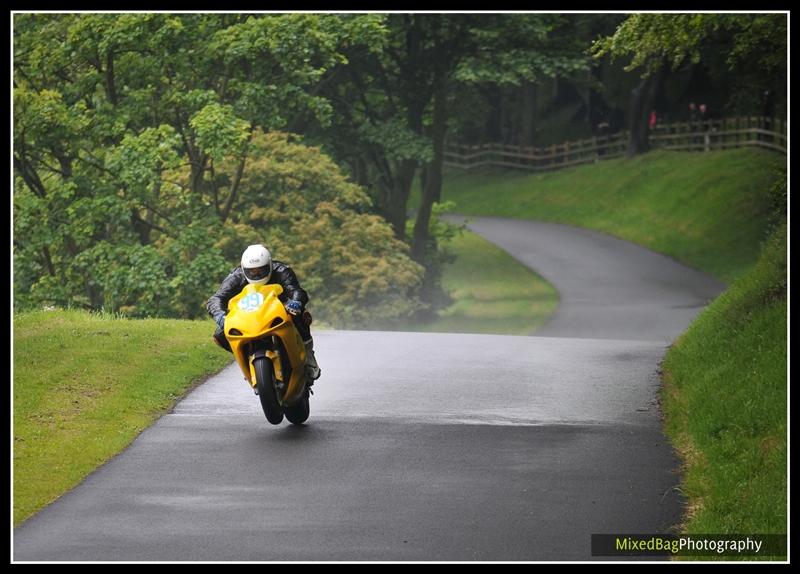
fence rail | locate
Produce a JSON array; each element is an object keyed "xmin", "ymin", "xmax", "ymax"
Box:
[{"xmin": 444, "ymin": 116, "xmax": 787, "ymax": 172}]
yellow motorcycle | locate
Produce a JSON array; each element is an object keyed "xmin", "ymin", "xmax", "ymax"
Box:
[{"xmin": 222, "ymin": 283, "xmax": 312, "ymax": 425}]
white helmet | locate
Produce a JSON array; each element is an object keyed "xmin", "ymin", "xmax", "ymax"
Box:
[{"xmin": 241, "ymin": 244, "xmax": 272, "ymax": 285}]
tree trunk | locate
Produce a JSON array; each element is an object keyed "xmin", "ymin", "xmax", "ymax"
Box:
[
  {"xmin": 220, "ymin": 132, "xmax": 253, "ymax": 223},
  {"xmin": 41, "ymin": 246, "xmax": 56, "ymax": 277},
  {"xmin": 384, "ymin": 75, "xmax": 426, "ymax": 240},
  {"xmin": 189, "ymin": 151, "xmax": 208, "ymax": 197},
  {"xmin": 412, "ymin": 79, "xmax": 447, "ymax": 261},
  {"xmin": 483, "ymin": 85, "xmax": 502, "ymax": 142},
  {"xmin": 627, "ymin": 64, "xmax": 667, "ymax": 157},
  {"xmin": 522, "ymin": 82, "xmax": 535, "ymax": 147},
  {"xmin": 385, "ymin": 158, "xmax": 418, "ymax": 240},
  {"xmin": 627, "ymin": 75, "xmax": 653, "ymax": 156}
]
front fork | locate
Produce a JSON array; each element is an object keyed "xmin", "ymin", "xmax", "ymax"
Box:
[
  {"xmin": 248, "ymin": 340, "xmax": 285, "ymax": 389},
  {"xmin": 247, "ymin": 339, "xmax": 288, "ymax": 397},
  {"xmin": 237, "ymin": 323, "xmax": 306, "ymax": 406}
]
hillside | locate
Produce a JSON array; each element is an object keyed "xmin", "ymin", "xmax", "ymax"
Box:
[{"xmin": 438, "ymin": 148, "xmax": 784, "ymax": 283}]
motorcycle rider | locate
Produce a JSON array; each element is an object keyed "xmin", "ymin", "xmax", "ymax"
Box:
[{"xmin": 207, "ymin": 244, "xmax": 321, "ymax": 385}]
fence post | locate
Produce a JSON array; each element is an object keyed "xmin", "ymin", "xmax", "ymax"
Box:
[{"xmin": 724, "ymin": 117, "xmax": 730, "ymax": 149}]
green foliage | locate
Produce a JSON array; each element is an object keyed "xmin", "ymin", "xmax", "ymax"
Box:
[
  {"xmin": 206, "ymin": 14, "xmax": 387, "ymax": 128},
  {"xmin": 403, "ymin": 200, "xmax": 467, "ymax": 314},
  {"xmin": 456, "ymin": 15, "xmax": 588, "ymax": 85},
  {"xmin": 591, "ymin": 14, "xmax": 711, "ymax": 75},
  {"xmin": 357, "ymin": 116, "xmax": 434, "ymax": 163},
  {"xmin": 190, "ymin": 103, "xmax": 251, "ymax": 162},
  {"xmin": 13, "ymin": 13, "xmax": 401, "ymax": 325},
  {"xmin": 106, "ymin": 125, "xmax": 183, "ymax": 196},
  {"xmin": 71, "ymin": 242, "xmax": 173, "ymax": 316},
  {"xmin": 213, "ymin": 131, "xmax": 426, "ymax": 327},
  {"xmin": 592, "ymin": 13, "xmax": 787, "ymax": 78},
  {"xmin": 159, "ymin": 222, "xmax": 232, "ymax": 319},
  {"xmin": 717, "ymin": 15, "xmax": 787, "ymax": 76}
]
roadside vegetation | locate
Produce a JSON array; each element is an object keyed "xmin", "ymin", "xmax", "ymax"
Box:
[
  {"xmin": 13, "ymin": 310, "xmax": 230, "ymax": 526},
  {"xmin": 439, "ymin": 147, "xmax": 782, "ymax": 283},
  {"xmin": 662, "ymin": 222, "xmax": 786, "ymax": 557}
]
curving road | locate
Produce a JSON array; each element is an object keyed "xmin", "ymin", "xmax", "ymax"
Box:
[{"xmin": 14, "ymin": 217, "xmax": 725, "ymax": 561}]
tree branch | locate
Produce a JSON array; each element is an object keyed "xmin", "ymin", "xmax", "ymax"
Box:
[
  {"xmin": 221, "ymin": 130, "xmax": 254, "ymax": 223},
  {"xmin": 131, "ymin": 209, "xmax": 175, "ymax": 238},
  {"xmin": 13, "ymin": 153, "xmax": 48, "ymax": 198}
]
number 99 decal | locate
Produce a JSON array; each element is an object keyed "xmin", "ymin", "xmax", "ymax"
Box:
[{"xmin": 237, "ymin": 292, "xmax": 265, "ymax": 313}]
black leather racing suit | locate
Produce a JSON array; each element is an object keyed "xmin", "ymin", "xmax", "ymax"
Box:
[{"xmin": 206, "ymin": 261, "xmax": 311, "ymax": 352}]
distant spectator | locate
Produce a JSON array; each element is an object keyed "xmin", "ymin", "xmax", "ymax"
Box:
[
  {"xmin": 699, "ymin": 103, "xmax": 710, "ymax": 132},
  {"xmin": 688, "ymin": 102, "xmax": 698, "ymax": 122},
  {"xmin": 648, "ymin": 110, "xmax": 657, "ymax": 130}
]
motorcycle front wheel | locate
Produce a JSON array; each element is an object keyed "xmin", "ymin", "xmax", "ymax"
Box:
[
  {"xmin": 254, "ymin": 357, "xmax": 284, "ymax": 425},
  {"xmin": 284, "ymin": 390, "xmax": 310, "ymax": 425}
]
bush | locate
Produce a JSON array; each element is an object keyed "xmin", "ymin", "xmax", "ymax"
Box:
[{"xmin": 210, "ymin": 131, "xmax": 426, "ymax": 327}]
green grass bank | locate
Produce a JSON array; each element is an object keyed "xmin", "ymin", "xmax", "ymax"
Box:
[
  {"xmin": 661, "ymin": 223, "xmax": 787, "ymax": 555},
  {"xmin": 13, "ymin": 310, "xmax": 231, "ymax": 526},
  {"xmin": 439, "ymin": 148, "xmax": 783, "ymax": 283},
  {"xmin": 393, "ymin": 228, "xmax": 559, "ymax": 335}
]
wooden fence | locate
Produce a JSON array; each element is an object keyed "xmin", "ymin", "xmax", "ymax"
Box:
[{"xmin": 444, "ymin": 116, "xmax": 787, "ymax": 172}]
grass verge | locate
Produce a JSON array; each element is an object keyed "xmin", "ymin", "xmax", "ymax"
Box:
[
  {"xmin": 392, "ymin": 228, "xmax": 559, "ymax": 335},
  {"xmin": 438, "ymin": 148, "xmax": 784, "ymax": 283},
  {"xmin": 13, "ymin": 309, "xmax": 231, "ymax": 526},
  {"xmin": 661, "ymin": 223, "xmax": 787, "ymax": 558}
]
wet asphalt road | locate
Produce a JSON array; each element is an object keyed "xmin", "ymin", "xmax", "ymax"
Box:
[{"xmin": 14, "ymin": 217, "xmax": 725, "ymax": 561}]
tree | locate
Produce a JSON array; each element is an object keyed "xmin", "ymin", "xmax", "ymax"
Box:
[
  {"xmin": 312, "ymin": 14, "xmax": 587, "ymax": 295},
  {"xmin": 591, "ymin": 13, "xmax": 788, "ymax": 155},
  {"xmin": 14, "ymin": 13, "xmax": 420, "ymax": 325},
  {"xmin": 413, "ymin": 14, "xmax": 587, "ymax": 262}
]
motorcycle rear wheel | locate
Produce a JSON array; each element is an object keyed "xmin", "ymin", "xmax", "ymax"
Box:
[{"xmin": 254, "ymin": 357, "xmax": 284, "ymax": 425}]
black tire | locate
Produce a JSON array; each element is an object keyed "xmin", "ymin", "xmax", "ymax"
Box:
[
  {"xmin": 255, "ymin": 357, "xmax": 283, "ymax": 425},
  {"xmin": 284, "ymin": 391, "xmax": 310, "ymax": 425}
]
